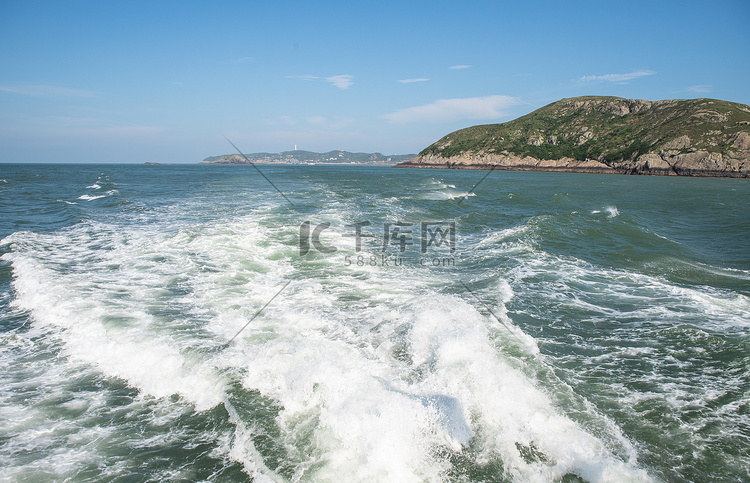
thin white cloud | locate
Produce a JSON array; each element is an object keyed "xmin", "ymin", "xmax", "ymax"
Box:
[
  {"xmin": 232, "ymin": 56, "xmax": 255, "ymax": 63},
  {"xmin": 449, "ymin": 65, "xmax": 471, "ymax": 70},
  {"xmin": 686, "ymin": 84, "xmax": 713, "ymax": 93},
  {"xmin": 383, "ymin": 95, "xmax": 521, "ymax": 124},
  {"xmin": 398, "ymin": 78, "xmax": 430, "ymax": 83},
  {"xmin": 287, "ymin": 75, "xmax": 319, "ymax": 82},
  {"xmin": 0, "ymin": 84, "xmax": 97, "ymax": 97},
  {"xmin": 578, "ymin": 70, "xmax": 655, "ymax": 83},
  {"xmin": 287, "ymin": 74, "xmax": 353, "ymax": 90},
  {"xmin": 324, "ymin": 75, "xmax": 354, "ymax": 90}
]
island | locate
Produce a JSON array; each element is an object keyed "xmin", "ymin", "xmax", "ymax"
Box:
[
  {"xmin": 201, "ymin": 150, "xmax": 415, "ymax": 166},
  {"xmin": 396, "ymin": 96, "xmax": 750, "ymax": 177}
]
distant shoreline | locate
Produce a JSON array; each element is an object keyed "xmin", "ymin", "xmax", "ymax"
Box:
[
  {"xmin": 201, "ymin": 150, "xmax": 415, "ymax": 166},
  {"xmin": 204, "ymin": 161, "xmax": 395, "ymax": 167}
]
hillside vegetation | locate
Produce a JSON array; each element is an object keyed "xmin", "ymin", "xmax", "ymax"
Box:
[{"xmin": 401, "ymin": 96, "xmax": 750, "ymax": 177}]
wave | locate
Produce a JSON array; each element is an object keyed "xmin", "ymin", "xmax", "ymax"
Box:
[
  {"xmin": 419, "ymin": 190, "xmax": 476, "ymax": 201},
  {"xmin": 78, "ymin": 194, "xmax": 107, "ymax": 201},
  {"xmin": 591, "ymin": 205, "xmax": 619, "ymax": 218},
  {"xmin": 1, "ymin": 210, "xmax": 654, "ymax": 481},
  {"xmin": 412, "ymin": 177, "xmax": 477, "ymax": 201}
]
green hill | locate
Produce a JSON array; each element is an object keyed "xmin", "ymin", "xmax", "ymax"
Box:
[{"xmin": 399, "ymin": 96, "xmax": 750, "ymax": 177}]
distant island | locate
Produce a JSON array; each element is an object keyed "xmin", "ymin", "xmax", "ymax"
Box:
[
  {"xmin": 201, "ymin": 150, "xmax": 415, "ymax": 166},
  {"xmin": 397, "ymin": 96, "xmax": 750, "ymax": 177}
]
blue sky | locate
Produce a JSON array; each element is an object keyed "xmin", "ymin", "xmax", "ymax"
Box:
[{"xmin": 1, "ymin": 0, "xmax": 748, "ymax": 163}]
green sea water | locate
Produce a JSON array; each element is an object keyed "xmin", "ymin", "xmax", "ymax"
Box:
[{"xmin": 0, "ymin": 163, "xmax": 748, "ymax": 482}]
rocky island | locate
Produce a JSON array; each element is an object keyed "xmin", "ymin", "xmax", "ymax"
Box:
[{"xmin": 397, "ymin": 96, "xmax": 750, "ymax": 177}]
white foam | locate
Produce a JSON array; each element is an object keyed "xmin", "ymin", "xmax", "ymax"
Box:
[
  {"xmin": 236, "ymin": 334, "xmax": 453, "ymax": 481},
  {"xmin": 213, "ymin": 281, "xmax": 650, "ymax": 481},
  {"xmin": 2, "ymin": 197, "xmax": 661, "ymax": 481},
  {"xmin": 405, "ymin": 297, "xmax": 648, "ymax": 482},
  {"xmin": 591, "ymin": 206, "xmax": 619, "ymax": 218},
  {"xmin": 605, "ymin": 206, "xmax": 619, "ymax": 217},
  {"xmin": 419, "ymin": 189, "xmax": 476, "ymax": 201},
  {"xmin": 3, "ymin": 228, "xmax": 225, "ymax": 411},
  {"xmin": 222, "ymin": 400, "xmax": 285, "ymax": 482},
  {"xmin": 477, "ymin": 224, "xmax": 531, "ymax": 248}
]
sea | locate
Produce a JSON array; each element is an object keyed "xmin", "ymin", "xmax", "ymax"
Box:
[{"xmin": 0, "ymin": 163, "xmax": 748, "ymax": 483}]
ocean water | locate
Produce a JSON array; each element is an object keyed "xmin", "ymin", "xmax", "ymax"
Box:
[{"xmin": 0, "ymin": 163, "xmax": 748, "ymax": 483}]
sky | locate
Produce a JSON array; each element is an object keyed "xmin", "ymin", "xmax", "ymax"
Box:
[{"xmin": 1, "ymin": 0, "xmax": 748, "ymax": 163}]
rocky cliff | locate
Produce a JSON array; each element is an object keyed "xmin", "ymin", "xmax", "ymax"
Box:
[{"xmin": 397, "ymin": 96, "xmax": 750, "ymax": 177}]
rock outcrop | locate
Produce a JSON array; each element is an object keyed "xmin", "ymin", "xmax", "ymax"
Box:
[{"xmin": 397, "ymin": 96, "xmax": 750, "ymax": 177}]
